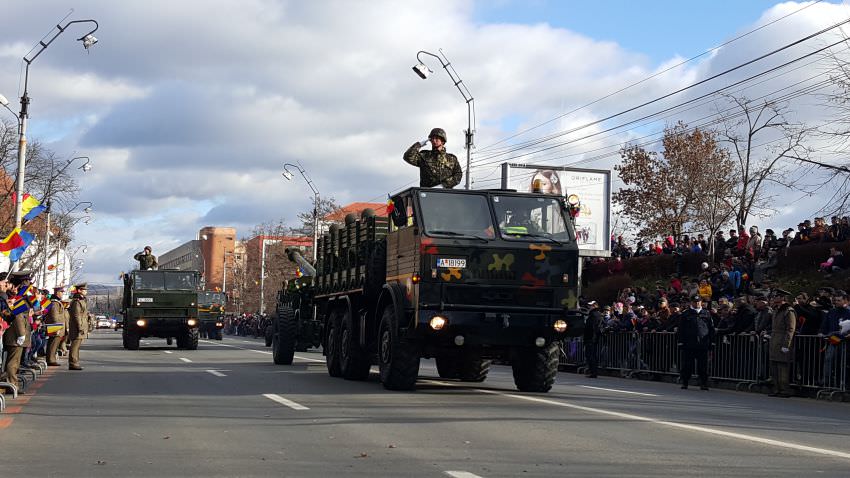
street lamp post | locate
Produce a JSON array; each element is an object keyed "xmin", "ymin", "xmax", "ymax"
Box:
[
  {"xmin": 12, "ymin": 18, "xmax": 99, "ymax": 261},
  {"xmin": 412, "ymin": 49, "xmax": 475, "ymax": 190},
  {"xmin": 41, "ymin": 157, "xmax": 92, "ymax": 285},
  {"xmin": 282, "ymin": 163, "xmax": 320, "ymax": 262}
]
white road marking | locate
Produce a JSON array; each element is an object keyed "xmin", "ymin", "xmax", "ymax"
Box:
[
  {"xmin": 464, "ymin": 386, "xmax": 850, "ymax": 462},
  {"xmin": 294, "ymin": 355, "xmax": 325, "ymax": 363},
  {"xmin": 205, "ymin": 370, "xmax": 226, "ymax": 377},
  {"xmin": 262, "ymin": 393, "xmax": 309, "ymax": 410},
  {"xmin": 445, "ymin": 472, "xmax": 485, "ymax": 478},
  {"xmin": 579, "ymin": 385, "xmax": 659, "ymax": 397},
  {"xmin": 164, "ymin": 351, "xmax": 173, "ymax": 354},
  {"xmin": 179, "ymin": 357, "xmax": 192, "ymax": 363}
]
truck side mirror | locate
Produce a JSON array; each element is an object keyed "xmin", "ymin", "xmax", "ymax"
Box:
[{"xmin": 390, "ymin": 197, "xmax": 407, "ymax": 228}]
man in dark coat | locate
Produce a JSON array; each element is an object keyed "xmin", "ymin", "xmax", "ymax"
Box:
[
  {"xmin": 677, "ymin": 295, "xmax": 715, "ymax": 390},
  {"xmin": 768, "ymin": 290, "xmax": 797, "ymax": 397},
  {"xmin": 583, "ymin": 301, "xmax": 604, "ymax": 378}
]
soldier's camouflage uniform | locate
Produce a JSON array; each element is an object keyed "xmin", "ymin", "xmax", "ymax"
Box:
[
  {"xmin": 134, "ymin": 252, "xmax": 158, "ymax": 270},
  {"xmin": 403, "ymin": 143, "xmax": 463, "ymax": 189}
]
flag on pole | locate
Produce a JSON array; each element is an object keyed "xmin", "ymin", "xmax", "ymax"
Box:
[
  {"xmin": 12, "ymin": 193, "xmax": 47, "ymax": 222},
  {"xmin": 0, "ymin": 227, "xmax": 35, "ymax": 262}
]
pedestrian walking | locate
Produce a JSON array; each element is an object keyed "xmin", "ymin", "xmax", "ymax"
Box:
[{"xmin": 677, "ymin": 295, "xmax": 715, "ymax": 390}]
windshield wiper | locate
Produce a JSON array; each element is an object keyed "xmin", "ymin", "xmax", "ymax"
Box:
[
  {"xmin": 504, "ymin": 232, "xmax": 563, "ymax": 246},
  {"xmin": 428, "ymin": 230, "xmax": 489, "ymax": 243}
]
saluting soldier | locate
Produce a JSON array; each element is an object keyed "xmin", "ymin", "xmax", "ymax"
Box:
[
  {"xmin": 403, "ymin": 127, "xmax": 463, "ymax": 189},
  {"xmin": 134, "ymin": 246, "xmax": 158, "ymax": 270},
  {"xmin": 45, "ymin": 286, "xmax": 70, "ymax": 366},
  {"xmin": 68, "ymin": 283, "xmax": 90, "ymax": 371}
]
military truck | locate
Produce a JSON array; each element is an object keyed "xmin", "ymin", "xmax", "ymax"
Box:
[
  {"xmin": 271, "ymin": 187, "xmax": 583, "ymax": 392},
  {"xmin": 197, "ymin": 291, "xmax": 225, "ymax": 340},
  {"xmin": 121, "ymin": 269, "xmax": 202, "ymax": 350}
]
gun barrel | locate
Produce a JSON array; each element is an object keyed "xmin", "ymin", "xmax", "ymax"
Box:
[{"xmin": 285, "ymin": 248, "xmax": 317, "ymax": 277}]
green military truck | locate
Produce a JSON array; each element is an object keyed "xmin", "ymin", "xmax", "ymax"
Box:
[
  {"xmin": 197, "ymin": 291, "xmax": 225, "ymax": 340},
  {"xmin": 272, "ymin": 187, "xmax": 584, "ymax": 392},
  {"xmin": 121, "ymin": 269, "xmax": 201, "ymax": 350}
]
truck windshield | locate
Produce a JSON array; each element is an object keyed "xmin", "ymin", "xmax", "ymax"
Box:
[
  {"xmin": 491, "ymin": 195, "xmax": 573, "ymax": 243},
  {"xmin": 133, "ymin": 271, "xmax": 198, "ymax": 291},
  {"xmin": 419, "ymin": 191, "xmax": 495, "ymax": 239},
  {"xmin": 198, "ymin": 291, "xmax": 223, "ymax": 305}
]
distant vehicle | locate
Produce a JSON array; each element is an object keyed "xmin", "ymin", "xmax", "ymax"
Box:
[
  {"xmin": 96, "ymin": 317, "xmax": 113, "ymax": 329},
  {"xmin": 197, "ymin": 291, "xmax": 225, "ymax": 340}
]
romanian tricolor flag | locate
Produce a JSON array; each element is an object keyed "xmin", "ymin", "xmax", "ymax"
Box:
[
  {"xmin": 39, "ymin": 297, "xmax": 52, "ymax": 315},
  {"xmin": 385, "ymin": 194, "xmax": 394, "ymax": 216},
  {"xmin": 828, "ymin": 335, "xmax": 843, "ymax": 346},
  {"xmin": 13, "ymin": 193, "xmax": 47, "ymax": 222},
  {"xmin": 0, "ymin": 227, "xmax": 35, "ymax": 262},
  {"xmin": 11, "ymin": 296, "xmax": 31, "ymax": 315},
  {"xmin": 45, "ymin": 323, "xmax": 65, "ymax": 336}
]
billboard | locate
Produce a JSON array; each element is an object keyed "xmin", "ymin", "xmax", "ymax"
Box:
[{"xmin": 501, "ymin": 163, "xmax": 611, "ymax": 256}]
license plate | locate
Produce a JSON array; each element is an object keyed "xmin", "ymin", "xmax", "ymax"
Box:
[
  {"xmin": 437, "ymin": 258, "xmax": 466, "ymax": 268},
  {"xmin": 137, "ymin": 297, "xmax": 153, "ymax": 303}
]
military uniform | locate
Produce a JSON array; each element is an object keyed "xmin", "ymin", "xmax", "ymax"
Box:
[
  {"xmin": 769, "ymin": 295, "xmax": 797, "ymax": 397},
  {"xmin": 134, "ymin": 249, "xmax": 158, "ymax": 270},
  {"xmin": 2, "ymin": 310, "xmax": 32, "ymax": 390},
  {"xmin": 46, "ymin": 289, "xmax": 70, "ymax": 366},
  {"xmin": 403, "ymin": 128, "xmax": 463, "ymax": 189},
  {"xmin": 68, "ymin": 285, "xmax": 89, "ymax": 370}
]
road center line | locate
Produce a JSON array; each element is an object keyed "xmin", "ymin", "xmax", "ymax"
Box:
[
  {"xmin": 579, "ymin": 385, "xmax": 659, "ymax": 397},
  {"xmin": 457, "ymin": 385, "xmax": 850, "ymax": 462},
  {"xmin": 179, "ymin": 357, "xmax": 192, "ymax": 363},
  {"xmin": 262, "ymin": 393, "xmax": 309, "ymax": 410},
  {"xmin": 205, "ymin": 370, "xmax": 226, "ymax": 377},
  {"xmin": 445, "ymin": 472, "xmax": 485, "ymax": 478}
]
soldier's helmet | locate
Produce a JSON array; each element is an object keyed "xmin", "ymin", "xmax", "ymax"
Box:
[{"xmin": 429, "ymin": 128, "xmax": 447, "ymax": 143}]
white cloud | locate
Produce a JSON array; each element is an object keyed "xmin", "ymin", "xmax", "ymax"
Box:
[{"xmin": 1, "ymin": 1, "xmax": 846, "ymax": 282}]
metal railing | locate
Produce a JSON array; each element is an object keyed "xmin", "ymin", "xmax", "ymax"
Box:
[{"xmin": 561, "ymin": 332, "xmax": 848, "ymax": 399}]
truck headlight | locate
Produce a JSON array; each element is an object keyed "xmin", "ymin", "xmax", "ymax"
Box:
[
  {"xmin": 429, "ymin": 315, "xmax": 447, "ymax": 331},
  {"xmin": 553, "ymin": 320, "xmax": 568, "ymax": 333},
  {"xmin": 187, "ymin": 319, "xmax": 198, "ymax": 327},
  {"xmin": 136, "ymin": 319, "xmax": 146, "ymax": 327}
]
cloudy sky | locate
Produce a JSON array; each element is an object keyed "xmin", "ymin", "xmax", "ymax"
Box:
[{"xmin": 1, "ymin": 0, "xmax": 848, "ymax": 283}]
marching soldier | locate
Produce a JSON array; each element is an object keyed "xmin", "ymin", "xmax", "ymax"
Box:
[
  {"xmin": 68, "ymin": 283, "xmax": 90, "ymax": 371},
  {"xmin": 46, "ymin": 286, "xmax": 70, "ymax": 366},
  {"xmin": 403, "ymin": 127, "xmax": 463, "ymax": 189},
  {"xmin": 134, "ymin": 246, "xmax": 158, "ymax": 270}
]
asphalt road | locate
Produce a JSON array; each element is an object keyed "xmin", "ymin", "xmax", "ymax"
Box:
[{"xmin": 1, "ymin": 330, "xmax": 848, "ymax": 477}]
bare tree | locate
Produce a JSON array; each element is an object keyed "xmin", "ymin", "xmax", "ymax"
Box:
[{"xmin": 716, "ymin": 95, "xmax": 812, "ymax": 227}]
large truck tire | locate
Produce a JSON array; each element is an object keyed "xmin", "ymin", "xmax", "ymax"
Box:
[
  {"xmin": 458, "ymin": 354, "xmax": 491, "ymax": 382},
  {"xmin": 273, "ymin": 306, "xmax": 296, "ymax": 365},
  {"xmin": 122, "ymin": 330, "xmax": 140, "ymax": 350},
  {"xmin": 378, "ymin": 305, "xmax": 420, "ymax": 391},
  {"xmin": 339, "ymin": 309, "xmax": 371, "ymax": 381},
  {"xmin": 511, "ymin": 342, "xmax": 559, "ymax": 393},
  {"xmin": 325, "ymin": 310, "xmax": 343, "ymax": 377},
  {"xmin": 264, "ymin": 323, "xmax": 274, "ymax": 347},
  {"xmin": 186, "ymin": 329, "xmax": 199, "ymax": 350},
  {"xmin": 166, "ymin": 337, "xmax": 173, "ymax": 346},
  {"xmin": 435, "ymin": 357, "xmax": 459, "ymax": 379}
]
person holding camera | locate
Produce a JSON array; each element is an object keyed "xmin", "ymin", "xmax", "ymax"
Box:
[{"xmin": 403, "ymin": 128, "xmax": 463, "ymax": 189}]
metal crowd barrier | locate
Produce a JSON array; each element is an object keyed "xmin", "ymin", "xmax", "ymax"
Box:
[{"xmin": 560, "ymin": 332, "xmax": 848, "ymax": 399}]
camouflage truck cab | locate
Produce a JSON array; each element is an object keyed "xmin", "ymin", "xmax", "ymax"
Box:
[
  {"xmin": 121, "ymin": 269, "xmax": 201, "ymax": 350},
  {"xmin": 272, "ymin": 187, "xmax": 583, "ymax": 392},
  {"xmin": 197, "ymin": 291, "xmax": 225, "ymax": 340}
]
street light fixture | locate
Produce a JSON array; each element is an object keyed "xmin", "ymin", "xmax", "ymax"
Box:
[
  {"xmin": 11, "ymin": 16, "xmax": 99, "ymax": 273},
  {"xmin": 282, "ymin": 162, "xmax": 320, "ymax": 262},
  {"xmin": 412, "ymin": 49, "xmax": 475, "ymax": 190},
  {"xmin": 41, "ymin": 157, "xmax": 92, "ymax": 286}
]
